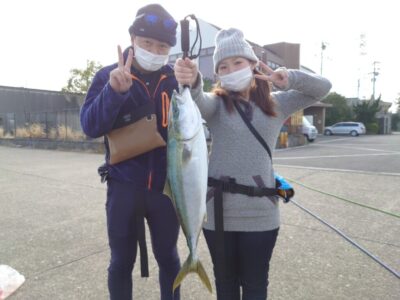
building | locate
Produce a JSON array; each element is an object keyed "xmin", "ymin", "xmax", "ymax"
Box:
[
  {"xmin": 303, "ymin": 100, "xmax": 332, "ymax": 133},
  {"xmin": 0, "ymin": 85, "xmax": 84, "ymax": 136}
]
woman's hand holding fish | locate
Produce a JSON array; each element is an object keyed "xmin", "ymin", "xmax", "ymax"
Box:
[{"xmin": 174, "ymin": 58, "xmax": 199, "ymax": 87}]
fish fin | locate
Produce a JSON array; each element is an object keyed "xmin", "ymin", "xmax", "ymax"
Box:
[
  {"xmin": 172, "ymin": 256, "xmax": 190, "ymax": 293},
  {"xmin": 197, "ymin": 259, "xmax": 213, "ymax": 293},
  {"xmin": 182, "ymin": 144, "xmax": 192, "ymax": 163},
  {"xmin": 163, "ymin": 179, "xmax": 173, "ymax": 200},
  {"xmin": 173, "ymin": 255, "xmax": 213, "ymax": 294}
]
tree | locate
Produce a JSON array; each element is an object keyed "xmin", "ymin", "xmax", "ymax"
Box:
[
  {"xmin": 391, "ymin": 93, "xmax": 400, "ymax": 131},
  {"xmin": 392, "ymin": 112, "xmax": 400, "ymax": 131},
  {"xmin": 353, "ymin": 96, "xmax": 381, "ymax": 125},
  {"xmin": 62, "ymin": 60, "xmax": 102, "ymax": 94},
  {"xmin": 322, "ymin": 92, "xmax": 353, "ymax": 125},
  {"xmin": 203, "ymin": 78, "xmax": 214, "ymax": 92},
  {"xmin": 394, "ymin": 93, "xmax": 400, "ymax": 112}
]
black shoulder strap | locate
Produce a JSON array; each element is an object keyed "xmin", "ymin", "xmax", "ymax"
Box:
[{"xmin": 233, "ymin": 100, "xmax": 272, "ymax": 160}]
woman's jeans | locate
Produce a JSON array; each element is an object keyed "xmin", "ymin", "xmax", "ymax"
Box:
[
  {"xmin": 106, "ymin": 179, "xmax": 181, "ymax": 300},
  {"xmin": 203, "ymin": 228, "xmax": 279, "ymax": 300}
]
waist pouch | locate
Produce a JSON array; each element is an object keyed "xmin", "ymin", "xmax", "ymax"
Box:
[{"xmin": 106, "ymin": 101, "xmax": 166, "ymax": 165}]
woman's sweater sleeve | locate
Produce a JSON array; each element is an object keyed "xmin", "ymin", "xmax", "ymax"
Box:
[
  {"xmin": 189, "ymin": 74, "xmax": 219, "ymax": 121},
  {"xmin": 274, "ymin": 69, "xmax": 332, "ymax": 119}
]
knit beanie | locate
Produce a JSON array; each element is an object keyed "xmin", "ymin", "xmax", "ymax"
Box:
[
  {"xmin": 213, "ymin": 28, "xmax": 259, "ymax": 73},
  {"xmin": 129, "ymin": 4, "xmax": 177, "ymax": 46}
]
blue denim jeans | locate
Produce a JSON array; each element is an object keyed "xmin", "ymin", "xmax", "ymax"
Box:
[
  {"xmin": 203, "ymin": 228, "xmax": 279, "ymax": 300},
  {"xmin": 106, "ymin": 179, "xmax": 181, "ymax": 300}
]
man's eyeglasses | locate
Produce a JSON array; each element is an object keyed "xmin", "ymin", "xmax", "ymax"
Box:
[{"xmin": 137, "ymin": 13, "xmax": 177, "ymax": 31}]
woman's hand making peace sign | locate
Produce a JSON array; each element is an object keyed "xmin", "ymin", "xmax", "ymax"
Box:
[
  {"xmin": 109, "ymin": 45, "xmax": 134, "ymax": 94},
  {"xmin": 255, "ymin": 61, "xmax": 289, "ymax": 90}
]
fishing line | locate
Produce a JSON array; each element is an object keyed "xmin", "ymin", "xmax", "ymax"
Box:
[
  {"xmin": 287, "ymin": 177, "xmax": 400, "ymax": 219},
  {"xmin": 290, "ymin": 199, "xmax": 400, "ymax": 279}
]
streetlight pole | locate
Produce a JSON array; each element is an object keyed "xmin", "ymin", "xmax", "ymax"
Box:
[
  {"xmin": 371, "ymin": 61, "xmax": 380, "ymax": 99},
  {"xmin": 358, "ymin": 33, "xmax": 367, "ymax": 99},
  {"xmin": 320, "ymin": 42, "xmax": 327, "ymax": 75}
]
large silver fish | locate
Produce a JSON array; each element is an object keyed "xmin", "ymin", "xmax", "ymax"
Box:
[{"xmin": 164, "ymin": 87, "xmax": 212, "ymax": 293}]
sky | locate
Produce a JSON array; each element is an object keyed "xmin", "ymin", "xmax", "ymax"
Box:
[{"xmin": 1, "ymin": 0, "xmax": 398, "ymax": 110}]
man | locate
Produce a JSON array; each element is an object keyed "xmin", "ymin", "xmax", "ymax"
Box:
[{"xmin": 80, "ymin": 4, "xmax": 180, "ymax": 300}]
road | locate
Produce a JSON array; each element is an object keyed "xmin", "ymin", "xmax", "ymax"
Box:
[{"xmin": 0, "ymin": 134, "xmax": 399, "ymax": 299}]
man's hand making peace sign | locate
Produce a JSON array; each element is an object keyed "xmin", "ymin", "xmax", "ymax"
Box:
[{"xmin": 109, "ymin": 46, "xmax": 134, "ymax": 94}]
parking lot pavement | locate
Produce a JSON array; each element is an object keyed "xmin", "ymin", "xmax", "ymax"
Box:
[{"xmin": 1, "ymin": 134, "xmax": 399, "ymax": 300}]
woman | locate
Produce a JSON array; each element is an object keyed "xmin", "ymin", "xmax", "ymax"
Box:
[{"xmin": 174, "ymin": 28, "xmax": 331, "ymax": 300}]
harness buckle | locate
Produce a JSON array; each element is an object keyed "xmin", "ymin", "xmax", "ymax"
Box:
[
  {"xmin": 97, "ymin": 163, "xmax": 109, "ymax": 183},
  {"xmin": 242, "ymin": 186, "xmax": 262, "ymax": 197},
  {"xmin": 219, "ymin": 177, "xmax": 236, "ymax": 193},
  {"xmin": 220, "ymin": 181, "xmax": 230, "ymax": 191}
]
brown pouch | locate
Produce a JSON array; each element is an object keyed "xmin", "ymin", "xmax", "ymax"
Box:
[{"xmin": 106, "ymin": 102, "xmax": 166, "ymax": 165}]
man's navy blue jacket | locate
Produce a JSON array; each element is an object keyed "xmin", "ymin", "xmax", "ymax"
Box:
[{"xmin": 80, "ymin": 48, "xmax": 178, "ymax": 191}]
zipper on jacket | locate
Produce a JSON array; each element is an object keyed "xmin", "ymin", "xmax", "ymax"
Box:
[
  {"xmin": 161, "ymin": 92, "xmax": 170, "ymax": 128},
  {"xmin": 147, "ymin": 171, "xmax": 153, "ymax": 190},
  {"xmin": 130, "ymin": 74, "xmax": 168, "ymax": 190}
]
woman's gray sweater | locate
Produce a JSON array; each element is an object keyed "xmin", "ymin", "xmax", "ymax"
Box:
[{"xmin": 190, "ymin": 69, "xmax": 332, "ymax": 232}]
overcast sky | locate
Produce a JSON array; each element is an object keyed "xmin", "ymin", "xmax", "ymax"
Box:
[{"xmin": 1, "ymin": 0, "xmax": 398, "ymax": 109}]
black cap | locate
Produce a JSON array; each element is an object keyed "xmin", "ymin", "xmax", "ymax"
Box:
[{"xmin": 129, "ymin": 4, "xmax": 177, "ymax": 46}]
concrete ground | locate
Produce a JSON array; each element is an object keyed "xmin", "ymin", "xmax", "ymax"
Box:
[{"xmin": 0, "ymin": 133, "xmax": 399, "ymax": 299}]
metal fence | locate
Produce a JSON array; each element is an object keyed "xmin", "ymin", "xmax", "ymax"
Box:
[
  {"xmin": 0, "ymin": 108, "xmax": 95, "ymax": 141},
  {"xmin": 0, "ymin": 108, "xmax": 305, "ymax": 150}
]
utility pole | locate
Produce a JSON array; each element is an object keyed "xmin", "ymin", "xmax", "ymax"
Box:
[
  {"xmin": 320, "ymin": 42, "xmax": 327, "ymax": 75},
  {"xmin": 358, "ymin": 33, "xmax": 367, "ymax": 99},
  {"xmin": 371, "ymin": 61, "xmax": 380, "ymax": 99}
]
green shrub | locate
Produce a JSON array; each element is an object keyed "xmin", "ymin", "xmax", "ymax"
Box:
[{"xmin": 366, "ymin": 122, "xmax": 379, "ymax": 134}]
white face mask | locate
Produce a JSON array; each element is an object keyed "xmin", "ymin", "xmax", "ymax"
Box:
[
  {"xmin": 219, "ymin": 66, "xmax": 254, "ymax": 91},
  {"xmin": 134, "ymin": 44, "xmax": 169, "ymax": 72}
]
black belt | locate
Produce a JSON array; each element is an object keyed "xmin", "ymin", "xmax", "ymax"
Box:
[
  {"xmin": 207, "ymin": 176, "xmax": 280, "ymax": 279},
  {"xmin": 135, "ymin": 190, "xmax": 149, "ymax": 278},
  {"xmin": 208, "ymin": 177, "xmax": 279, "ymax": 197}
]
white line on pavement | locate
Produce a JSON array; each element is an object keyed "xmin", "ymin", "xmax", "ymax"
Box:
[
  {"xmin": 275, "ymin": 164, "xmax": 400, "ymax": 177},
  {"xmin": 274, "ymin": 152, "xmax": 400, "ymax": 160},
  {"xmin": 314, "ymin": 144, "xmax": 400, "ymax": 153},
  {"xmin": 316, "ymin": 138, "xmax": 350, "ymax": 144}
]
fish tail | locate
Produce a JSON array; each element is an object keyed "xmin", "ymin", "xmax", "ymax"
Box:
[
  {"xmin": 196, "ymin": 259, "xmax": 213, "ymax": 293},
  {"xmin": 172, "ymin": 255, "xmax": 213, "ymax": 293}
]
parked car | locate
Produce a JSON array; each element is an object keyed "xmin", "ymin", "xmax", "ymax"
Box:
[
  {"xmin": 324, "ymin": 122, "xmax": 366, "ymax": 136},
  {"xmin": 302, "ymin": 116, "xmax": 318, "ymax": 142}
]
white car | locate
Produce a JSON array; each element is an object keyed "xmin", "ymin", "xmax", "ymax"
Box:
[
  {"xmin": 302, "ymin": 116, "xmax": 318, "ymax": 142},
  {"xmin": 324, "ymin": 122, "xmax": 366, "ymax": 136}
]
